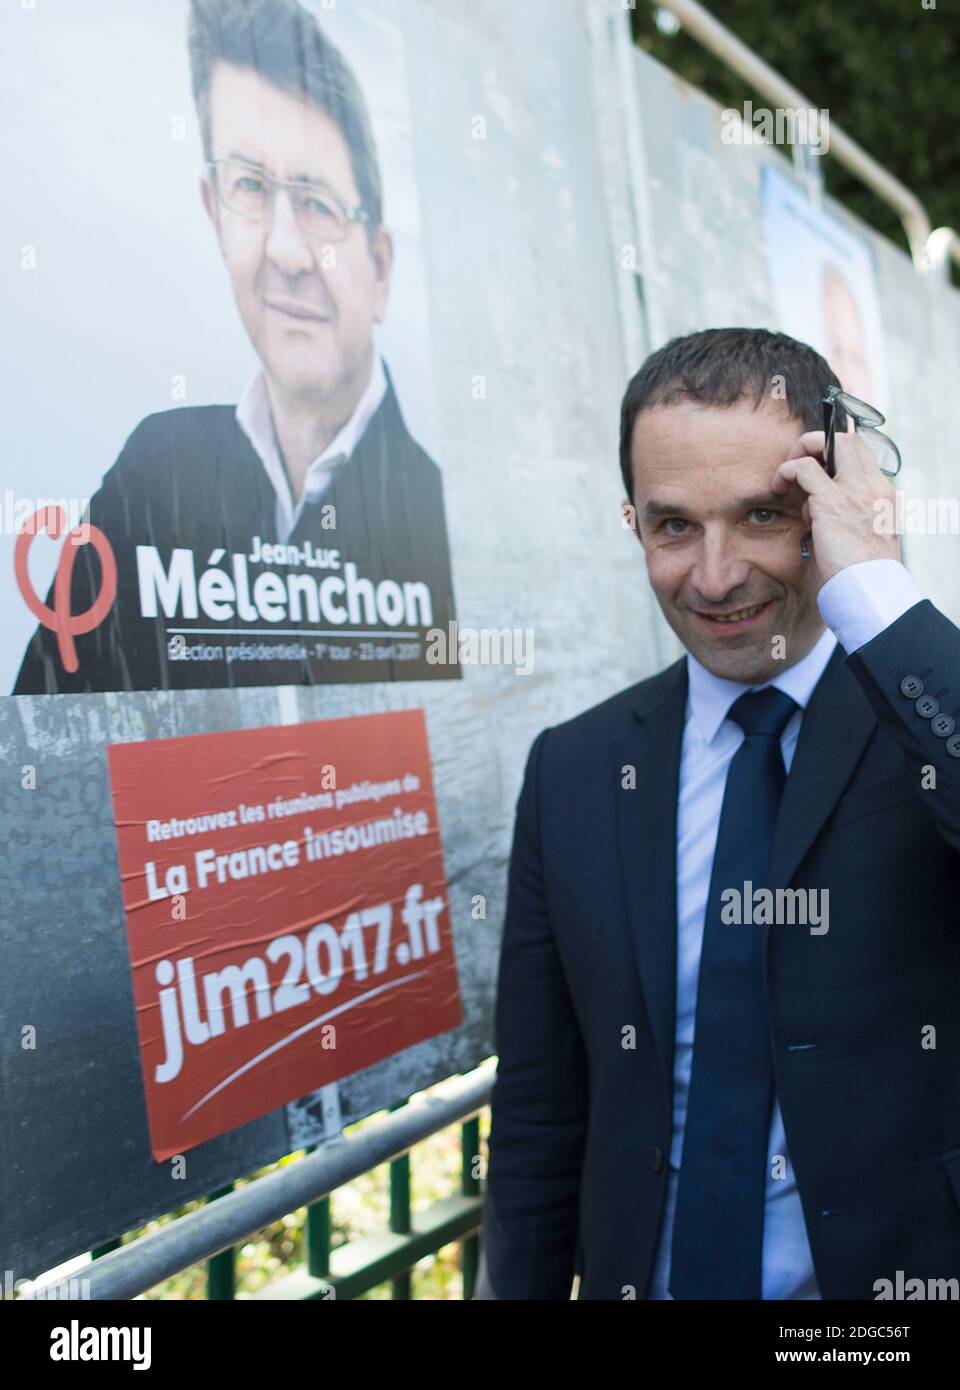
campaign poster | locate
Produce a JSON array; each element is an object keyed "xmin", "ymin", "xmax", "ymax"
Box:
[
  {"xmin": 762, "ymin": 165, "xmax": 890, "ymax": 412},
  {"xmin": 3, "ymin": 0, "xmax": 458, "ymax": 694},
  {"xmin": 107, "ymin": 709, "xmax": 462, "ymax": 1162}
]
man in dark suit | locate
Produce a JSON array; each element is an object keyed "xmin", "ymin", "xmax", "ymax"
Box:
[
  {"xmin": 14, "ymin": 0, "xmax": 456, "ymax": 693},
  {"xmin": 476, "ymin": 327, "xmax": 960, "ymax": 1300}
]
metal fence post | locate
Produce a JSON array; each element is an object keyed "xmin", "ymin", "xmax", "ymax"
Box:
[
  {"xmin": 389, "ymin": 1102, "xmax": 411, "ymax": 1299},
  {"xmin": 304, "ymin": 1146, "xmax": 332, "ymax": 1282},
  {"xmin": 206, "ymin": 1185, "xmax": 236, "ymax": 1300},
  {"xmin": 460, "ymin": 1115, "xmax": 481, "ymax": 1299}
]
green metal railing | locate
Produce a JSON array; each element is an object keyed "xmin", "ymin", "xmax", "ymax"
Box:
[{"xmin": 89, "ymin": 1100, "xmax": 486, "ymax": 1301}]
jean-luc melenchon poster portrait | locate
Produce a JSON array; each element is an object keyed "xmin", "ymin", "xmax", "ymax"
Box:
[{"xmin": 4, "ymin": 0, "xmax": 458, "ymax": 693}]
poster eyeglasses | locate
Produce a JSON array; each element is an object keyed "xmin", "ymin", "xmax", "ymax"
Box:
[{"xmin": 208, "ymin": 158, "xmax": 372, "ymax": 243}]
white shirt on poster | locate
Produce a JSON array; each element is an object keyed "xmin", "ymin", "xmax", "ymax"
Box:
[{"xmin": 235, "ymin": 353, "xmax": 388, "ymax": 544}]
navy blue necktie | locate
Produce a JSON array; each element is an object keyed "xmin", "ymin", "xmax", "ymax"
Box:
[{"xmin": 669, "ymin": 686, "xmax": 799, "ymax": 1300}]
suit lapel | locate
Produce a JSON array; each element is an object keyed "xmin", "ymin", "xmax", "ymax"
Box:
[
  {"xmin": 767, "ymin": 643, "xmax": 877, "ymax": 895},
  {"xmin": 613, "ymin": 658, "xmax": 687, "ymax": 1094}
]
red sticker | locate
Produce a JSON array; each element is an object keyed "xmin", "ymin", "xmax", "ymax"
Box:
[{"xmin": 107, "ymin": 710, "xmax": 461, "ymax": 1161}]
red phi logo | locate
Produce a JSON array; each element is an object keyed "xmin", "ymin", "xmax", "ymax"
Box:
[{"xmin": 15, "ymin": 506, "xmax": 117, "ymax": 673}]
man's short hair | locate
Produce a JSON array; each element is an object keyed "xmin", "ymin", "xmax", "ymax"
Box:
[
  {"xmin": 619, "ymin": 327, "xmax": 845, "ymax": 501},
  {"xmin": 188, "ymin": 0, "xmax": 383, "ymax": 230}
]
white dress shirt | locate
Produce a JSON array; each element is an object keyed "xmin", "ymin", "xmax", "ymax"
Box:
[
  {"xmin": 235, "ymin": 353, "xmax": 388, "ymax": 543},
  {"xmin": 647, "ymin": 558, "xmax": 925, "ymax": 1300}
]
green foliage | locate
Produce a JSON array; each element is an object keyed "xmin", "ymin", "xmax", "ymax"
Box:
[{"xmin": 632, "ymin": 1, "xmax": 959, "ymax": 262}]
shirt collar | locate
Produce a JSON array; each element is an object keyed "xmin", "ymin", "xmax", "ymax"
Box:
[
  {"xmin": 686, "ymin": 625, "xmax": 838, "ymax": 747},
  {"xmin": 235, "ymin": 353, "xmax": 388, "ymax": 514}
]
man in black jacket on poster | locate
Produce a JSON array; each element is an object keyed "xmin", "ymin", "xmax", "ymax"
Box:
[
  {"xmin": 14, "ymin": 0, "xmax": 456, "ymax": 694},
  {"xmin": 477, "ymin": 328, "xmax": 960, "ymax": 1300}
]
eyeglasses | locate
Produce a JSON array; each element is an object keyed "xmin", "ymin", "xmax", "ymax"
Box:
[
  {"xmin": 801, "ymin": 383, "xmax": 902, "ymax": 558},
  {"xmin": 207, "ymin": 158, "xmax": 372, "ymax": 243},
  {"xmin": 822, "ymin": 384, "xmax": 901, "ymax": 480}
]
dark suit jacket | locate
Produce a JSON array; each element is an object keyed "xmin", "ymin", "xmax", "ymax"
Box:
[
  {"xmin": 480, "ymin": 600, "xmax": 960, "ymax": 1299},
  {"xmin": 13, "ymin": 367, "xmax": 457, "ymax": 693}
]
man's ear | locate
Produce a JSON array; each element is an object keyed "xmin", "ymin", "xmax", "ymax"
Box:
[
  {"xmin": 622, "ymin": 498, "xmax": 643, "ymax": 546},
  {"xmin": 370, "ymin": 224, "xmax": 394, "ymax": 324}
]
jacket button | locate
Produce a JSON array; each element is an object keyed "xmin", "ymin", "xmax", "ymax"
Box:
[
  {"xmin": 947, "ymin": 734, "xmax": 960, "ymax": 759},
  {"xmin": 901, "ymin": 675, "xmax": 924, "ymax": 698},
  {"xmin": 916, "ymin": 695, "xmax": 939, "ymax": 719},
  {"xmin": 932, "ymin": 713, "xmax": 956, "ymax": 738},
  {"xmin": 650, "ymin": 1145, "xmax": 664, "ymax": 1172}
]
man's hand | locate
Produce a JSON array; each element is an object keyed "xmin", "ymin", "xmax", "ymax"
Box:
[{"xmin": 771, "ymin": 429, "xmax": 901, "ymax": 584}]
